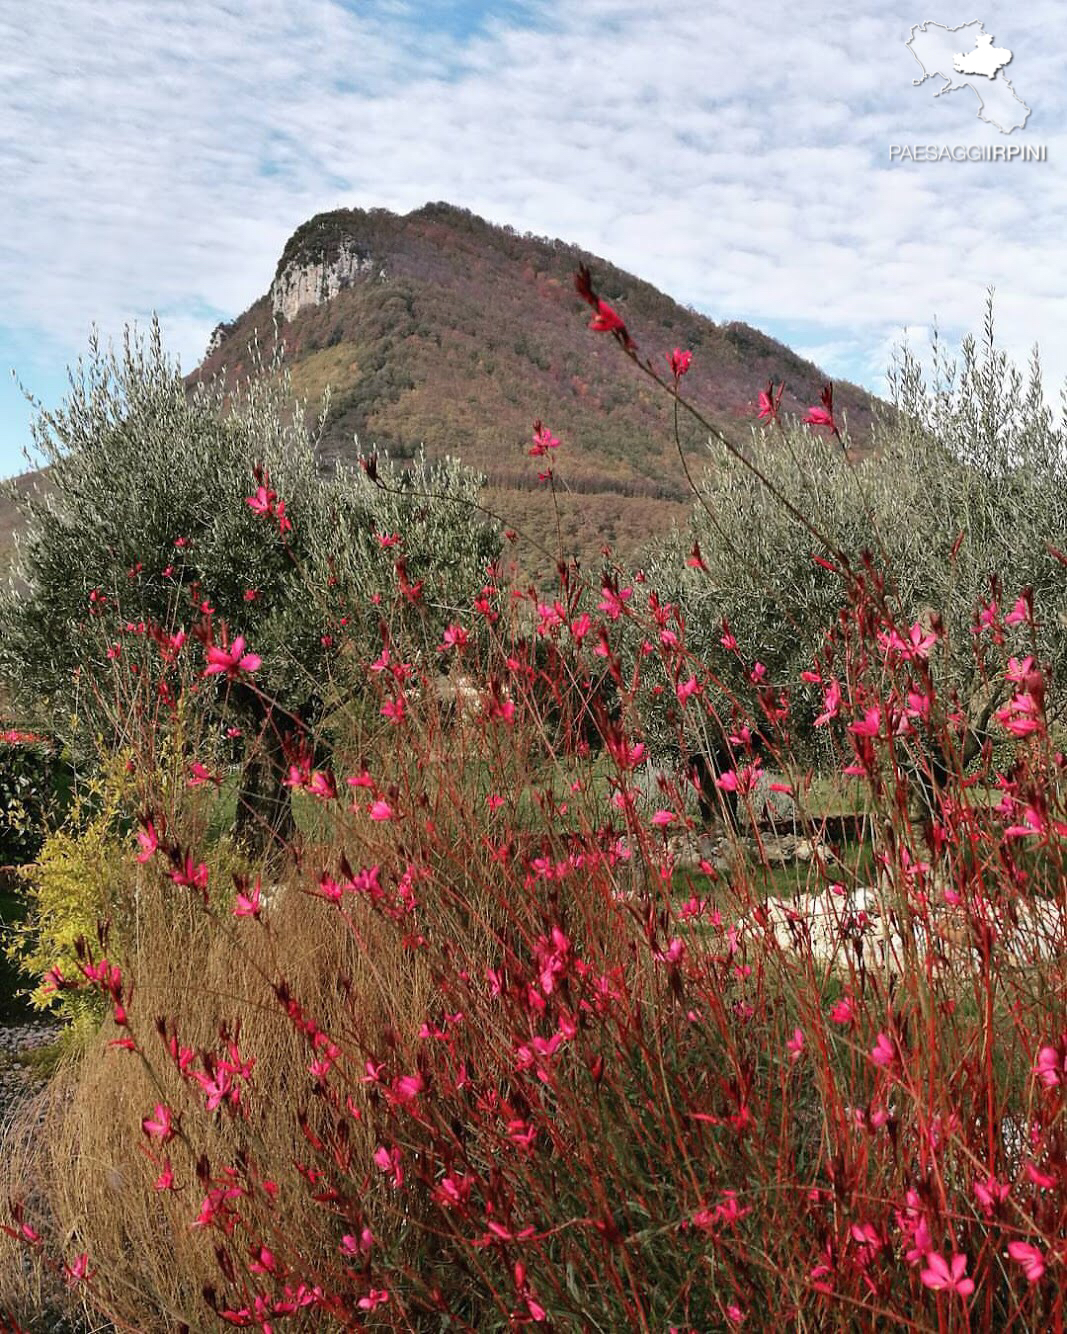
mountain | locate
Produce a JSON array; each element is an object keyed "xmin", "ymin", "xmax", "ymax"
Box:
[
  {"xmin": 0, "ymin": 469, "xmax": 41, "ymax": 589},
  {"xmin": 2, "ymin": 201, "xmax": 882, "ymax": 578},
  {"xmin": 194, "ymin": 202, "xmax": 880, "ymax": 565}
]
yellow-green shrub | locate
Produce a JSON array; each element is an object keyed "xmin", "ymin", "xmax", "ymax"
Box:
[{"xmin": 7, "ymin": 758, "xmax": 135, "ymax": 1030}]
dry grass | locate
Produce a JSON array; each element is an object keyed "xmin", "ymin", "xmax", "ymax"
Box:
[{"xmin": 0, "ymin": 848, "xmax": 436, "ymax": 1330}]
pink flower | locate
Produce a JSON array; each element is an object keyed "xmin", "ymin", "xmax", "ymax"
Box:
[
  {"xmin": 569, "ymin": 612, "xmax": 592, "ymax": 641},
  {"xmin": 972, "ymin": 599, "xmax": 1000, "ymax": 636},
  {"xmin": 2, "ymin": 729, "xmax": 47, "ymax": 745},
  {"xmin": 306, "ymin": 770, "xmax": 337, "ymax": 801},
  {"xmin": 233, "ymin": 879, "xmax": 262, "ymax": 919},
  {"xmin": 41, "ymin": 966, "xmax": 68, "ymax": 995},
  {"xmin": 358, "ymin": 1289, "xmax": 390, "ymax": 1311},
  {"xmin": 161, "ymin": 628, "xmax": 186, "ymax": 660},
  {"xmin": 849, "ymin": 706, "xmax": 882, "ymax": 738},
  {"xmin": 170, "ymin": 856, "xmax": 209, "ymax": 894},
  {"xmin": 920, "ymin": 1251, "xmax": 974, "ymax": 1297},
  {"xmin": 381, "ymin": 694, "xmax": 407, "ymax": 724},
  {"xmin": 804, "ymin": 384, "xmax": 837, "ymax": 433},
  {"xmin": 1005, "ymin": 594, "xmax": 1032, "ymax": 627},
  {"xmin": 973, "ymin": 1175, "xmax": 1010, "ymax": 1215},
  {"xmin": 716, "ymin": 763, "xmax": 761, "ymax": 795},
  {"xmin": 369, "ymin": 800, "xmax": 393, "ymax": 822},
  {"xmin": 439, "ymin": 623, "xmax": 469, "ymax": 651},
  {"xmin": 787, "ymin": 1028, "xmax": 804, "ymax": 1063},
  {"xmin": 390, "ymin": 1072, "xmax": 426, "ymax": 1103},
  {"xmin": 1025, "ymin": 1161, "xmax": 1057, "ymax": 1190},
  {"xmin": 676, "ymin": 675, "xmax": 700, "ymax": 704},
  {"xmin": 341, "ymin": 1227, "xmax": 375, "ymax": 1256},
  {"xmin": 871, "ymin": 1032, "xmax": 895, "ymax": 1068},
  {"xmin": 997, "ymin": 690, "xmax": 1044, "ymax": 738},
  {"xmin": 529, "ymin": 420, "xmax": 561, "ymax": 457},
  {"xmin": 204, "ymin": 635, "xmax": 261, "ymax": 679},
  {"xmin": 598, "ymin": 584, "xmax": 633, "ymax": 620},
  {"xmin": 589, "ymin": 299, "xmax": 626, "ymax": 335},
  {"xmin": 651, "ymin": 809, "xmax": 675, "ymax": 828},
  {"xmin": 1004, "ymin": 804, "xmax": 1064, "ymax": 839},
  {"xmin": 815, "ymin": 679, "xmax": 842, "ymax": 726},
  {"xmin": 656, "ymin": 937, "xmax": 685, "ymax": 965},
  {"xmin": 136, "ymin": 818, "xmax": 159, "ymax": 863},
  {"xmin": 575, "ymin": 264, "xmax": 637, "ymax": 349},
  {"xmin": 536, "ymin": 601, "xmax": 565, "ymax": 635},
  {"xmin": 246, "ymin": 484, "xmax": 275, "ymax": 517},
  {"xmin": 1006, "ymin": 654, "xmax": 1035, "ymax": 683},
  {"xmin": 192, "ymin": 1066, "xmax": 236, "ymax": 1113},
  {"xmin": 486, "ymin": 692, "xmax": 515, "ymax": 723},
  {"xmin": 373, "ymin": 1145, "xmax": 404, "ymax": 1187},
  {"xmin": 897, "ymin": 1193, "xmax": 933, "ymax": 1266},
  {"xmin": 757, "ymin": 380, "xmax": 784, "ymax": 424},
  {"xmin": 850, "ymin": 1221, "xmax": 883, "ymax": 1254},
  {"xmin": 1035, "ymin": 1041, "xmax": 1066, "ymax": 1088},
  {"xmin": 606, "ymin": 736, "xmax": 645, "ymax": 770},
  {"xmin": 1007, "ymin": 1240, "xmax": 1046, "ymax": 1283},
  {"xmin": 142, "ymin": 1103, "xmax": 176, "ymax": 1143},
  {"xmin": 64, "ymin": 1252, "xmax": 94, "ymax": 1287},
  {"xmin": 830, "ymin": 996, "xmax": 855, "ymax": 1026},
  {"xmin": 667, "ymin": 347, "xmax": 692, "ymax": 379},
  {"xmin": 878, "ymin": 622, "xmax": 938, "ymax": 662}
]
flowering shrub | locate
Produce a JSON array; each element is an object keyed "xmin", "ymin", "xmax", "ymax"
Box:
[{"xmin": 3, "ymin": 285, "xmax": 1067, "ymax": 1331}]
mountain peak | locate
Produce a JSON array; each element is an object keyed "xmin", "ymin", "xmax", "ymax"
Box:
[
  {"xmin": 194, "ymin": 202, "xmax": 882, "ymax": 565},
  {"xmin": 270, "ymin": 208, "xmax": 391, "ymax": 321}
]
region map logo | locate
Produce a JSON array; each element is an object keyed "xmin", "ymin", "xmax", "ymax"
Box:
[
  {"xmin": 906, "ymin": 20, "xmax": 1030, "ymax": 134},
  {"xmin": 890, "ymin": 19, "xmax": 1045, "ymax": 163}
]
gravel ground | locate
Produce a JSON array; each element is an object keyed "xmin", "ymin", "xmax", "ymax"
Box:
[
  {"xmin": 0, "ymin": 1018, "xmax": 61, "ymax": 1126},
  {"xmin": 0, "ymin": 1020, "xmax": 89, "ymax": 1334}
]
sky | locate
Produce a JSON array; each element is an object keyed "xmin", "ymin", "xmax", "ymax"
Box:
[{"xmin": 1, "ymin": 0, "xmax": 1064, "ymax": 480}]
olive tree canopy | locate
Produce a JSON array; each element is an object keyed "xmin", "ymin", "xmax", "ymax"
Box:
[
  {"xmin": 0, "ymin": 323, "xmax": 500, "ymax": 859},
  {"xmin": 639, "ymin": 300, "xmax": 1067, "ymax": 775}
]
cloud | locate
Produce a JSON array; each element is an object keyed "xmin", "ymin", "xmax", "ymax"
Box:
[{"xmin": 1, "ymin": 0, "xmax": 1065, "ymax": 477}]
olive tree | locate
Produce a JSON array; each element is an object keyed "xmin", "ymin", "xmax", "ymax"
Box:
[
  {"xmin": 0, "ymin": 323, "xmax": 499, "ymax": 860},
  {"xmin": 640, "ymin": 299, "xmax": 1067, "ymax": 779}
]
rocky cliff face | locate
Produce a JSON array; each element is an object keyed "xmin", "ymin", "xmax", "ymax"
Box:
[{"xmin": 270, "ymin": 239, "xmax": 380, "ymax": 321}]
